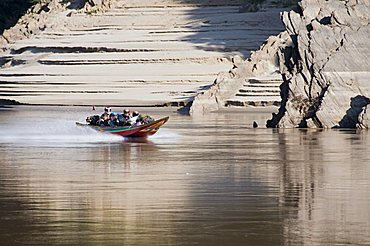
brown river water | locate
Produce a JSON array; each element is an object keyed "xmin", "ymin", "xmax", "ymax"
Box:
[{"xmin": 0, "ymin": 106, "xmax": 370, "ymax": 245}]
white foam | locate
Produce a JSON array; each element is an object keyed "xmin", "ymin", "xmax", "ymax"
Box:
[
  {"xmin": 149, "ymin": 128, "xmax": 181, "ymax": 144},
  {"xmin": 0, "ymin": 120, "xmax": 123, "ymax": 147},
  {"xmin": 0, "ymin": 119, "xmax": 180, "ymax": 147}
]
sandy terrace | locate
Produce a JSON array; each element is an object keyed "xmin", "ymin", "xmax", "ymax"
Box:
[{"xmin": 0, "ymin": 0, "xmax": 284, "ymax": 106}]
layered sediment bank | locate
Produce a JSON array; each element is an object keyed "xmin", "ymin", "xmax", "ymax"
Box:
[{"xmin": 0, "ymin": 0, "xmax": 284, "ymax": 106}]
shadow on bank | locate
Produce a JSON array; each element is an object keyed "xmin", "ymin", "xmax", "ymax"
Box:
[
  {"xmin": 334, "ymin": 95, "xmax": 370, "ymax": 129},
  {"xmin": 169, "ymin": 0, "xmax": 297, "ymax": 58},
  {"xmin": 0, "ymin": 0, "xmax": 87, "ymax": 35},
  {"xmin": 170, "ymin": 0, "xmax": 298, "ymax": 112}
]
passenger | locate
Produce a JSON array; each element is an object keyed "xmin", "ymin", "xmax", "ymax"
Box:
[
  {"xmin": 104, "ymin": 107, "xmax": 112, "ymax": 113},
  {"xmin": 123, "ymin": 108, "xmax": 131, "ymax": 120},
  {"xmin": 117, "ymin": 112, "xmax": 124, "ymax": 126},
  {"xmin": 138, "ymin": 114, "xmax": 155, "ymax": 124},
  {"xmin": 117, "ymin": 110, "xmax": 126, "ymax": 124},
  {"xmin": 101, "ymin": 107, "xmax": 109, "ymax": 118},
  {"xmin": 117, "ymin": 108, "xmax": 132, "ymax": 126},
  {"xmin": 128, "ymin": 110, "xmax": 140, "ymax": 125},
  {"xmin": 98, "ymin": 113, "xmax": 110, "ymax": 126},
  {"xmin": 109, "ymin": 113, "xmax": 119, "ymax": 127},
  {"xmin": 86, "ymin": 115, "xmax": 100, "ymax": 125},
  {"xmin": 100, "ymin": 107, "xmax": 111, "ymax": 118},
  {"xmin": 100, "ymin": 112, "xmax": 108, "ymax": 120}
]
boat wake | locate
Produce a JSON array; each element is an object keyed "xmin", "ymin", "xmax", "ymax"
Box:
[
  {"xmin": 0, "ymin": 119, "xmax": 178, "ymax": 147},
  {"xmin": 0, "ymin": 119, "xmax": 123, "ymax": 147},
  {"xmin": 149, "ymin": 128, "xmax": 181, "ymax": 143}
]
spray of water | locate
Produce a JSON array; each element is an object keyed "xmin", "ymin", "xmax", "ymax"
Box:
[
  {"xmin": 0, "ymin": 119, "xmax": 180, "ymax": 147},
  {"xmin": 0, "ymin": 119, "xmax": 123, "ymax": 147},
  {"xmin": 150, "ymin": 128, "xmax": 181, "ymax": 143}
]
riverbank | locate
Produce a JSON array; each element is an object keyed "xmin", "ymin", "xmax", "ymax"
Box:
[{"xmin": 0, "ymin": 0, "xmax": 285, "ymax": 107}]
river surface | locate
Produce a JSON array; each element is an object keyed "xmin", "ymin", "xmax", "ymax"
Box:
[{"xmin": 0, "ymin": 106, "xmax": 370, "ymax": 245}]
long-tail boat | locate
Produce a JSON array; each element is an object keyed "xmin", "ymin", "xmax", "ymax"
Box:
[{"xmin": 76, "ymin": 116, "xmax": 169, "ymax": 138}]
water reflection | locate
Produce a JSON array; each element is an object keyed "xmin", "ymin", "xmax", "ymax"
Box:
[
  {"xmin": 273, "ymin": 129, "xmax": 370, "ymax": 245},
  {"xmin": 0, "ymin": 107, "xmax": 370, "ymax": 245}
]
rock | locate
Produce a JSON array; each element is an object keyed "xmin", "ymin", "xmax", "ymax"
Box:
[
  {"xmin": 253, "ymin": 121, "xmax": 258, "ymax": 128},
  {"xmin": 334, "ymin": 96, "xmax": 370, "ymax": 128},
  {"xmin": 89, "ymin": 0, "xmax": 103, "ymax": 6},
  {"xmin": 0, "ymin": 36, "xmax": 7, "ymax": 50},
  {"xmin": 189, "ymin": 71, "xmax": 244, "ymax": 115},
  {"xmin": 0, "ymin": 0, "xmax": 115, "ymax": 47},
  {"xmin": 267, "ymin": 0, "xmax": 370, "ymax": 128},
  {"xmin": 358, "ymin": 105, "xmax": 370, "ymax": 129},
  {"xmin": 188, "ymin": 0, "xmax": 370, "ymax": 129},
  {"xmin": 84, "ymin": 0, "xmax": 114, "ymax": 14},
  {"xmin": 1, "ymin": 0, "xmax": 58, "ymax": 45},
  {"xmin": 188, "ymin": 31, "xmax": 291, "ymax": 115},
  {"xmin": 231, "ymin": 55, "xmax": 244, "ymax": 65}
]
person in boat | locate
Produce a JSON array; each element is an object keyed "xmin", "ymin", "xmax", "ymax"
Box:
[
  {"xmin": 123, "ymin": 109, "xmax": 131, "ymax": 120},
  {"xmin": 100, "ymin": 107, "xmax": 111, "ymax": 120},
  {"xmin": 127, "ymin": 111, "xmax": 141, "ymax": 126},
  {"xmin": 104, "ymin": 107, "xmax": 112, "ymax": 114},
  {"xmin": 100, "ymin": 107, "xmax": 111, "ymax": 116},
  {"xmin": 118, "ymin": 108, "xmax": 132, "ymax": 126},
  {"xmin": 86, "ymin": 115, "xmax": 100, "ymax": 125},
  {"xmin": 138, "ymin": 114, "xmax": 155, "ymax": 125},
  {"xmin": 98, "ymin": 113, "xmax": 110, "ymax": 126},
  {"xmin": 109, "ymin": 112, "xmax": 120, "ymax": 127}
]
